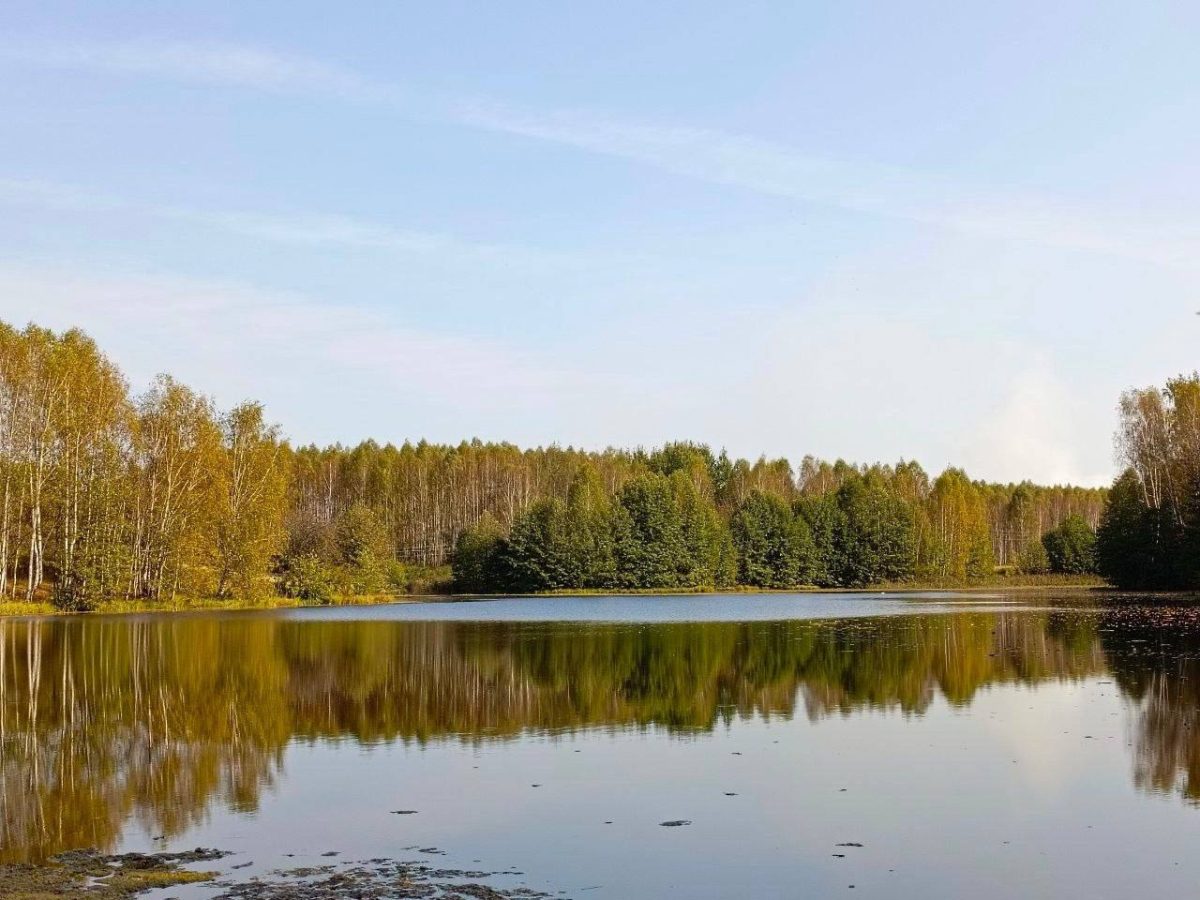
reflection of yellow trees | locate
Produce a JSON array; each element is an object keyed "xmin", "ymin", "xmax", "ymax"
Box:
[
  {"xmin": 1102, "ymin": 621, "xmax": 1200, "ymax": 804},
  {"xmin": 0, "ymin": 611, "xmax": 1121, "ymax": 861},
  {"xmin": 0, "ymin": 618, "xmax": 291, "ymax": 862},
  {"xmin": 1130, "ymin": 677, "xmax": 1200, "ymax": 802}
]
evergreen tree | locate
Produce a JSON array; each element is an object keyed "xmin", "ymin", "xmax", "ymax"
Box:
[
  {"xmin": 795, "ymin": 495, "xmax": 842, "ymax": 588},
  {"xmin": 563, "ymin": 466, "xmax": 617, "ymax": 587},
  {"xmin": 503, "ymin": 498, "xmax": 574, "ymax": 591},
  {"xmin": 832, "ymin": 476, "xmax": 916, "ymax": 587},
  {"xmin": 613, "ymin": 475, "xmax": 686, "ymax": 588},
  {"xmin": 671, "ymin": 471, "xmax": 735, "ymax": 587},
  {"xmin": 730, "ymin": 491, "xmax": 815, "ymax": 588},
  {"xmin": 1096, "ymin": 470, "xmax": 1160, "ymax": 588},
  {"xmin": 452, "ymin": 512, "xmax": 508, "ymax": 593}
]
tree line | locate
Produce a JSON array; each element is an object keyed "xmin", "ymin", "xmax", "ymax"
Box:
[
  {"xmin": 0, "ymin": 323, "xmax": 287, "ymax": 609},
  {"xmin": 1096, "ymin": 374, "xmax": 1200, "ymax": 589},
  {"xmin": 0, "ymin": 321, "xmax": 1107, "ymax": 608},
  {"xmin": 451, "ymin": 455, "xmax": 1105, "ymax": 591}
]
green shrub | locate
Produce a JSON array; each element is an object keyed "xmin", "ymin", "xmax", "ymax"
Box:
[
  {"xmin": 1042, "ymin": 515, "xmax": 1097, "ymax": 574},
  {"xmin": 51, "ymin": 573, "xmax": 97, "ymax": 612},
  {"xmin": 278, "ymin": 554, "xmax": 335, "ymax": 604}
]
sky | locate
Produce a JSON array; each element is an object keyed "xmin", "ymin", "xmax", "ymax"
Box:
[{"xmin": 2, "ymin": 2, "xmax": 1198, "ymax": 487}]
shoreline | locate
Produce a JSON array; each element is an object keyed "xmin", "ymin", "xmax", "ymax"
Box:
[
  {"xmin": 0, "ymin": 577, "xmax": 1118, "ymax": 619},
  {"xmin": 0, "ymin": 846, "xmax": 552, "ymax": 899}
]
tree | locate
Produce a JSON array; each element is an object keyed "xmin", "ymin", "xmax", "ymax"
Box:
[
  {"xmin": 613, "ymin": 475, "xmax": 686, "ymax": 589},
  {"xmin": 335, "ymin": 503, "xmax": 390, "ymax": 567},
  {"xmin": 832, "ymin": 476, "xmax": 916, "ymax": 587},
  {"xmin": 730, "ymin": 491, "xmax": 814, "ymax": 588},
  {"xmin": 670, "ymin": 471, "xmax": 735, "ymax": 588},
  {"xmin": 794, "ymin": 495, "xmax": 841, "ymax": 587},
  {"xmin": 1042, "ymin": 515, "xmax": 1097, "ymax": 575},
  {"xmin": 925, "ymin": 469, "xmax": 993, "ymax": 580},
  {"xmin": 47, "ymin": 329, "xmax": 132, "ymax": 609},
  {"xmin": 129, "ymin": 376, "xmax": 224, "ymax": 600},
  {"xmin": 334, "ymin": 502, "xmax": 392, "ymax": 590},
  {"xmin": 1006, "ymin": 483, "xmax": 1047, "ymax": 573},
  {"xmin": 562, "ymin": 465, "xmax": 617, "ymax": 588},
  {"xmin": 503, "ymin": 498, "xmax": 573, "ymax": 591},
  {"xmin": 452, "ymin": 512, "xmax": 507, "ymax": 593},
  {"xmin": 0, "ymin": 317, "xmax": 1126, "ymax": 605},
  {"xmin": 1096, "ymin": 470, "xmax": 1160, "ymax": 588},
  {"xmin": 215, "ymin": 403, "xmax": 288, "ymax": 599},
  {"xmin": 1100, "ymin": 374, "xmax": 1200, "ymax": 589}
]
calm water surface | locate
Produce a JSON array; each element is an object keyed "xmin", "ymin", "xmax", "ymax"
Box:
[{"xmin": 4, "ymin": 592, "xmax": 1200, "ymax": 898}]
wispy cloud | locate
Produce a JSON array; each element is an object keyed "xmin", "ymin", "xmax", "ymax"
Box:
[
  {"xmin": 461, "ymin": 104, "xmax": 1200, "ymax": 268},
  {"xmin": 0, "ymin": 177, "xmax": 572, "ymax": 267},
  {"xmin": 5, "ymin": 37, "xmax": 1198, "ymax": 268},
  {"xmin": 0, "ymin": 263, "xmax": 581, "ymax": 422},
  {"xmin": 1, "ymin": 38, "xmax": 391, "ymax": 101}
]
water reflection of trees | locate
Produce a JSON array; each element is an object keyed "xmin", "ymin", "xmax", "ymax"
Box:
[
  {"xmin": 1, "ymin": 609, "xmax": 1196, "ymax": 860},
  {"xmin": 1100, "ymin": 612, "xmax": 1200, "ymax": 804}
]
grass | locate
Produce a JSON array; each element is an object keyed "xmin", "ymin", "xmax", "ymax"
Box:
[
  {"xmin": 0, "ymin": 590, "xmax": 452, "ymax": 618},
  {"xmin": 0, "ymin": 564, "xmax": 455, "ymax": 618},
  {"xmin": 0, "ymin": 600, "xmax": 55, "ymax": 616},
  {"xmin": 0, "ymin": 860, "xmax": 216, "ymax": 899},
  {"xmin": 104, "ymin": 869, "xmax": 216, "ymax": 891},
  {"xmin": 94, "ymin": 594, "xmax": 303, "ymax": 614}
]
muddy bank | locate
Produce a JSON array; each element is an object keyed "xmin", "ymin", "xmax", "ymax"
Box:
[
  {"xmin": 0, "ymin": 848, "xmax": 555, "ymax": 900},
  {"xmin": 0, "ymin": 848, "xmax": 227, "ymax": 899}
]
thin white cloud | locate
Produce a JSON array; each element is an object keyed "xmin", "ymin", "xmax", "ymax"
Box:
[
  {"xmin": 461, "ymin": 104, "xmax": 1200, "ymax": 268},
  {"xmin": 0, "ymin": 178, "xmax": 127, "ymax": 212},
  {"xmin": 5, "ymin": 37, "xmax": 1198, "ymax": 268},
  {"xmin": 0, "ymin": 177, "xmax": 574, "ymax": 267},
  {"xmin": 1, "ymin": 38, "xmax": 389, "ymax": 101},
  {"xmin": 0, "ymin": 264, "xmax": 575, "ymax": 417}
]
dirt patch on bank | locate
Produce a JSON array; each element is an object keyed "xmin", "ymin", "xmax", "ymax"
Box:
[{"xmin": 0, "ymin": 849, "xmax": 556, "ymax": 899}]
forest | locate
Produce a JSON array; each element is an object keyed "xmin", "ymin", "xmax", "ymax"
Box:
[{"xmin": 0, "ymin": 319, "xmax": 1148, "ymax": 610}]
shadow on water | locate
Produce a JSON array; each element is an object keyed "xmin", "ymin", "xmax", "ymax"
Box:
[{"xmin": 2, "ymin": 599, "xmax": 1200, "ymax": 862}]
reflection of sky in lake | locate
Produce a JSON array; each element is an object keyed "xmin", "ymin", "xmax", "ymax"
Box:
[
  {"xmin": 271, "ymin": 592, "xmax": 1028, "ymax": 622},
  {"xmin": 4, "ymin": 593, "xmax": 1200, "ymax": 898}
]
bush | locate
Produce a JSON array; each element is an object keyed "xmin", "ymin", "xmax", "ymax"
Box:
[
  {"xmin": 336, "ymin": 558, "xmax": 387, "ymax": 595},
  {"xmin": 335, "ymin": 504, "xmax": 391, "ymax": 569},
  {"xmin": 1017, "ymin": 540, "xmax": 1050, "ymax": 575},
  {"xmin": 51, "ymin": 573, "xmax": 97, "ymax": 612},
  {"xmin": 278, "ymin": 554, "xmax": 335, "ymax": 604},
  {"xmin": 1042, "ymin": 515, "xmax": 1097, "ymax": 575},
  {"xmin": 389, "ymin": 561, "xmax": 453, "ymax": 594}
]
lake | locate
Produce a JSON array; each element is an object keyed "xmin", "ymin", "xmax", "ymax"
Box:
[{"xmin": 3, "ymin": 591, "xmax": 1200, "ymax": 898}]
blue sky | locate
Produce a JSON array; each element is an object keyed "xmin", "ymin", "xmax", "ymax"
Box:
[{"xmin": 2, "ymin": 1, "xmax": 1198, "ymax": 485}]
